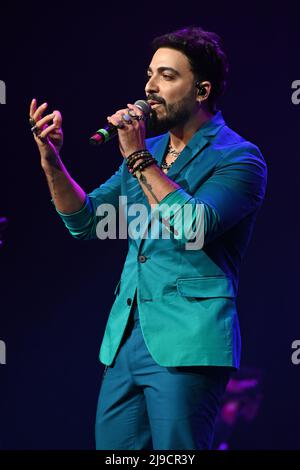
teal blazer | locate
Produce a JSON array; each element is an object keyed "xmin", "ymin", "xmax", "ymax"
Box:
[{"xmin": 55, "ymin": 111, "xmax": 267, "ymax": 369}]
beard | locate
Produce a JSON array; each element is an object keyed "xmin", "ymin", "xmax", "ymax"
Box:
[{"xmin": 146, "ymin": 90, "xmax": 196, "ymax": 136}]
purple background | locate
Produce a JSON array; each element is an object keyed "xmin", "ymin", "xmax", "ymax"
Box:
[{"xmin": 0, "ymin": 2, "xmax": 299, "ymax": 449}]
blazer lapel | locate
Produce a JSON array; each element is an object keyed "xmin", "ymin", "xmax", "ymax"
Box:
[
  {"xmin": 135, "ymin": 111, "xmax": 226, "ymax": 251},
  {"xmin": 165, "ymin": 134, "xmax": 210, "ymax": 181}
]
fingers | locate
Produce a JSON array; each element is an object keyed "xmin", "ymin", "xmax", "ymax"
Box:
[
  {"xmin": 107, "ymin": 105, "xmax": 143, "ymax": 128},
  {"xmin": 107, "ymin": 108, "xmax": 128, "ymax": 128},
  {"xmin": 127, "ymin": 103, "xmax": 143, "ymax": 117},
  {"xmin": 30, "ymin": 98, "xmax": 37, "ymax": 118},
  {"xmin": 30, "ymin": 112, "xmax": 54, "ymax": 143},
  {"xmin": 29, "ymin": 99, "xmax": 62, "ymax": 134},
  {"xmin": 34, "ymin": 112, "xmax": 55, "ymax": 132},
  {"xmin": 107, "ymin": 114, "xmax": 124, "ymax": 128},
  {"xmin": 38, "ymin": 123, "xmax": 57, "ymax": 140},
  {"xmin": 30, "ymin": 100, "xmax": 48, "ymax": 123},
  {"xmin": 52, "ymin": 110, "xmax": 62, "ymax": 127}
]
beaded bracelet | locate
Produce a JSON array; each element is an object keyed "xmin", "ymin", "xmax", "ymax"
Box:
[
  {"xmin": 126, "ymin": 148, "xmax": 149, "ymax": 161},
  {"xmin": 128, "ymin": 157, "xmax": 153, "ymax": 175},
  {"xmin": 132, "ymin": 154, "xmax": 153, "ymax": 169},
  {"xmin": 131, "ymin": 157, "xmax": 157, "ymax": 177},
  {"xmin": 125, "ymin": 148, "xmax": 158, "ymax": 178},
  {"xmin": 127, "ymin": 153, "xmax": 149, "ymax": 169},
  {"xmin": 137, "ymin": 158, "xmax": 157, "ymax": 172},
  {"xmin": 127, "ymin": 153, "xmax": 151, "ymax": 169},
  {"xmin": 126, "ymin": 150, "xmax": 150, "ymax": 168},
  {"xmin": 126, "ymin": 150, "xmax": 152, "ymax": 169}
]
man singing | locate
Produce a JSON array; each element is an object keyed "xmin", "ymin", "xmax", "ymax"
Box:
[{"xmin": 29, "ymin": 26, "xmax": 267, "ymax": 450}]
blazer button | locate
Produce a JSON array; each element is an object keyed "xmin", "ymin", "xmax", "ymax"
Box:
[
  {"xmin": 127, "ymin": 298, "xmax": 132, "ymax": 306},
  {"xmin": 138, "ymin": 255, "xmax": 147, "ymax": 263}
]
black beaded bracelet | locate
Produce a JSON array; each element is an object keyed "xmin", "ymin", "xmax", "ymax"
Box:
[
  {"xmin": 127, "ymin": 153, "xmax": 149, "ymax": 169},
  {"xmin": 132, "ymin": 157, "xmax": 157, "ymax": 176},
  {"xmin": 127, "ymin": 153, "xmax": 151, "ymax": 169},
  {"xmin": 126, "ymin": 148, "xmax": 149, "ymax": 162},
  {"xmin": 132, "ymin": 159, "xmax": 153, "ymax": 175},
  {"xmin": 135, "ymin": 158, "xmax": 157, "ymax": 173},
  {"xmin": 132, "ymin": 157, "xmax": 155, "ymax": 173},
  {"xmin": 128, "ymin": 158, "xmax": 151, "ymax": 174}
]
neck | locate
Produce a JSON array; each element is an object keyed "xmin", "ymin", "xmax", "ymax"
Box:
[{"xmin": 169, "ymin": 107, "xmax": 215, "ymax": 152}]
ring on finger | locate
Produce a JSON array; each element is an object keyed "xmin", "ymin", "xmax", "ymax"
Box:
[
  {"xmin": 37, "ymin": 134, "xmax": 47, "ymax": 143},
  {"xmin": 29, "ymin": 117, "xmax": 36, "ymax": 127},
  {"xmin": 122, "ymin": 113, "xmax": 133, "ymax": 124},
  {"xmin": 117, "ymin": 120, "xmax": 125, "ymax": 129},
  {"xmin": 128, "ymin": 109, "xmax": 138, "ymax": 118},
  {"xmin": 31, "ymin": 124, "xmax": 40, "ymax": 135}
]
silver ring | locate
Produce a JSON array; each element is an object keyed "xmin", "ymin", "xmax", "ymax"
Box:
[
  {"xmin": 117, "ymin": 120, "xmax": 125, "ymax": 129},
  {"xmin": 29, "ymin": 117, "xmax": 36, "ymax": 127},
  {"xmin": 128, "ymin": 110, "xmax": 145, "ymax": 121},
  {"xmin": 128, "ymin": 109, "xmax": 138, "ymax": 118},
  {"xmin": 31, "ymin": 124, "xmax": 40, "ymax": 135},
  {"xmin": 122, "ymin": 113, "xmax": 133, "ymax": 124}
]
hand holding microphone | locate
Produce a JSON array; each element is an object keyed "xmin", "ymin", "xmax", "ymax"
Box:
[{"xmin": 89, "ymin": 99, "xmax": 151, "ymax": 158}]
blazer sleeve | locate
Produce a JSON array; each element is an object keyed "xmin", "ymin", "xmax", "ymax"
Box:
[
  {"xmin": 156, "ymin": 142, "xmax": 267, "ymax": 246},
  {"xmin": 52, "ymin": 161, "xmax": 124, "ymax": 240}
]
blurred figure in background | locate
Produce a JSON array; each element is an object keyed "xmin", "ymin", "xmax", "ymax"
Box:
[
  {"xmin": 213, "ymin": 367, "xmax": 263, "ymax": 450},
  {"xmin": 0, "ymin": 217, "xmax": 8, "ymax": 248}
]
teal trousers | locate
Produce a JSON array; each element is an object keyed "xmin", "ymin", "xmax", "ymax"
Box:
[{"xmin": 95, "ymin": 296, "xmax": 231, "ymax": 450}]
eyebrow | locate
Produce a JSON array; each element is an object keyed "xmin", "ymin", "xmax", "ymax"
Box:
[{"xmin": 147, "ymin": 66, "xmax": 180, "ymax": 76}]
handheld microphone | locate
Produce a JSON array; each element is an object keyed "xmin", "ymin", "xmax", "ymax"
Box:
[{"xmin": 89, "ymin": 99, "xmax": 151, "ymax": 145}]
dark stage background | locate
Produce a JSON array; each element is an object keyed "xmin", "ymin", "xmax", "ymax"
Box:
[{"xmin": 0, "ymin": 1, "xmax": 299, "ymax": 450}]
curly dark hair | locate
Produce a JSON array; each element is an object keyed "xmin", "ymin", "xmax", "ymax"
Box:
[{"xmin": 152, "ymin": 26, "xmax": 229, "ymax": 112}]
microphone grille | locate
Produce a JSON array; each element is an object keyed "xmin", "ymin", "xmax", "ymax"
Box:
[{"xmin": 134, "ymin": 100, "xmax": 151, "ymax": 116}]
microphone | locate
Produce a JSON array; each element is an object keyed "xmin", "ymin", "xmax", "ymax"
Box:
[{"xmin": 89, "ymin": 99, "xmax": 151, "ymax": 145}]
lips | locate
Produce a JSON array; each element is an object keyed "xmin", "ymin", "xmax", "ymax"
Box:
[{"xmin": 148, "ymin": 100, "xmax": 162, "ymax": 107}]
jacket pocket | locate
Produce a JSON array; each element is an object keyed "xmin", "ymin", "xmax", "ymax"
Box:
[{"xmin": 176, "ymin": 275, "xmax": 235, "ymax": 298}]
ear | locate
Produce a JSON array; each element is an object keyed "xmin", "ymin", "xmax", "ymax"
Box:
[{"xmin": 195, "ymin": 81, "xmax": 212, "ymax": 102}]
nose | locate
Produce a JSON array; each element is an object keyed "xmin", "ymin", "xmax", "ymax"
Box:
[{"xmin": 145, "ymin": 75, "xmax": 159, "ymax": 95}]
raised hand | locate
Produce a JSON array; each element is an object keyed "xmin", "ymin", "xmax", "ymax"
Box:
[{"xmin": 29, "ymin": 99, "xmax": 64, "ymax": 168}]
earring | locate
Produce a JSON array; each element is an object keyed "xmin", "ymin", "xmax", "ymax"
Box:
[{"xmin": 195, "ymin": 81, "xmax": 207, "ymax": 97}]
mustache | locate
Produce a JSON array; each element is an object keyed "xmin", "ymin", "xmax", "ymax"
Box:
[{"xmin": 147, "ymin": 95, "xmax": 165, "ymax": 105}]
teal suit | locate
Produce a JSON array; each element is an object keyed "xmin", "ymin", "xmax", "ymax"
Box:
[{"xmin": 55, "ymin": 110, "xmax": 267, "ymax": 370}]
